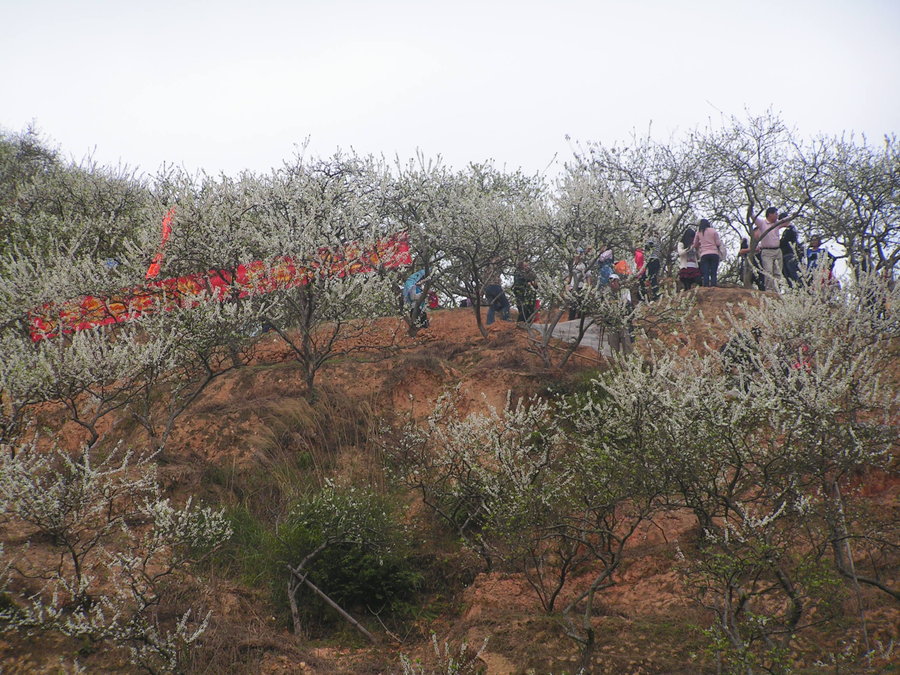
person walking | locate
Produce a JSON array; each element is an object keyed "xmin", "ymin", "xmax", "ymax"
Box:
[
  {"xmin": 512, "ymin": 260, "xmax": 538, "ymax": 323},
  {"xmin": 692, "ymin": 219, "xmax": 726, "ymax": 287},
  {"xmin": 403, "ymin": 269, "xmax": 430, "ymax": 328}
]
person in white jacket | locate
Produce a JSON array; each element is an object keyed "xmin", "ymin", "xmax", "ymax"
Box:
[
  {"xmin": 677, "ymin": 227, "xmax": 701, "ymax": 291},
  {"xmin": 606, "ymin": 273, "xmax": 634, "ymax": 354}
]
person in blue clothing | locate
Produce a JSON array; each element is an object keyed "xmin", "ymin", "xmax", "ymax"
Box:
[
  {"xmin": 803, "ymin": 235, "xmax": 838, "ymax": 284},
  {"xmin": 403, "ymin": 269, "xmax": 429, "ymax": 328},
  {"xmin": 596, "ymin": 247, "xmax": 614, "ymax": 288},
  {"xmin": 805, "ymin": 235, "xmax": 829, "ymax": 270},
  {"xmin": 482, "ymin": 256, "xmax": 511, "ymax": 325}
]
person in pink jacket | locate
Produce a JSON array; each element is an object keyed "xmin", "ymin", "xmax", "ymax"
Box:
[{"xmin": 692, "ymin": 219, "xmax": 727, "ymax": 287}]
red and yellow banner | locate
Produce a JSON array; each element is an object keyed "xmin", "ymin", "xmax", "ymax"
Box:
[
  {"xmin": 29, "ymin": 233, "xmax": 411, "ymax": 341},
  {"xmin": 145, "ymin": 206, "xmax": 176, "ymax": 280}
]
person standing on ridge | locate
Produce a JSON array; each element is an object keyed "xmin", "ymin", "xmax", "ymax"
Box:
[
  {"xmin": 779, "ymin": 219, "xmax": 803, "ymax": 288},
  {"xmin": 483, "ymin": 256, "xmax": 510, "ymax": 325},
  {"xmin": 738, "ymin": 237, "xmax": 766, "ymax": 290},
  {"xmin": 752, "ymin": 207, "xmax": 792, "ymax": 292},
  {"xmin": 677, "ymin": 227, "xmax": 701, "ymax": 290},
  {"xmin": 693, "ymin": 219, "xmax": 726, "ymax": 287},
  {"xmin": 642, "ymin": 237, "xmax": 661, "ymax": 300},
  {"xmin": 512, "ymin": 260, "xmax": 538, "ymax": 323},
  {"xmin": 403, "ymin": 269, "xmax": 430, "ymax": 328}
]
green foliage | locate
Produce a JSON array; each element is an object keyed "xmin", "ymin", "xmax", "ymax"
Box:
[
  {"xmin": 277, "ymin": 483, "xmax": 421, "ymax": 624},
  {"xmin": 206, "ymin": 503, "xmax": 270, "ymax": 585},
  {"xmin": 305, "ymin": 544, "xmax": 422, "ymax": 617},
  {"xmin": 400, "ymin": 633, "xmax": 489, "ymax": 675},
  {"xmin": 215, "ymin": 483, "xmax": 422, "ymax": 636}
]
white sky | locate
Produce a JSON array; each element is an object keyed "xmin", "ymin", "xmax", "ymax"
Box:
[{"xmin": 3, "ymin": 0, "xmax": 899, "ymax": 178}]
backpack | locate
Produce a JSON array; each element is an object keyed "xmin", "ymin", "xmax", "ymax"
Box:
[{"xmin": 685, "ymin": 248, "xmax": 698, "ymax": 264}]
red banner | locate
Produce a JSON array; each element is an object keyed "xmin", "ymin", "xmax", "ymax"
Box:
[
  {"xmin": 145, "ymin": 206, "xmax": 176, "ymax": 280},
  {"xmin": 29, "ymin": 234, "xmax": 411, "ymax": 341}
]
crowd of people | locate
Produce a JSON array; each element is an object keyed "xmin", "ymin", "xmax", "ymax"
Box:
[
  {"xmin": 735, "ymin": 209, "xmax": 840, "ymax": 292},
  {"xmin": 404, "ymin": 208, "xmax": 855, "ymax": 339}
]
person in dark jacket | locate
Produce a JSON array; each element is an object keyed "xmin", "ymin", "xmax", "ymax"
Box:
[
  {"xmin": 641, "ymin": 238, "xmax": 661, "ymax": 301},
  {"xmin": 512, "ymin": 260, "xmax": 538, "ymax": 323},
  {"xmin": 738, "ymin": 237, "xmax": 766, "ymax": 290},
  {"xmin": 779, "ymin": 219, "xmax": 803, "ymax": 288},
  {"xmin": 483, "ymin": 256, "xmax": 510, "ymax": 325}
]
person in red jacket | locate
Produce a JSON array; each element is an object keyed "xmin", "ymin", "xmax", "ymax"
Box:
[{"xmin": 633, "ymin": 245, "xmax": 646, "ymax": 302}]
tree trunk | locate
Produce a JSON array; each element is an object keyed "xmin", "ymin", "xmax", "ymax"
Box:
[{"xmin": 289, "ymin": 568, "xmax": 377, "ymax": 644}]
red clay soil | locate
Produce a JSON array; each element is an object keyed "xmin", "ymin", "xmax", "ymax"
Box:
[{"xmin": 2, "ymin": 289, "xmax": 897, "ymax": 674}]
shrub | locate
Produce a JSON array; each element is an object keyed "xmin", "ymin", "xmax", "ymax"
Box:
[
  {"xmin": 0, "ymin": 443, "xmax": 231, "ymax": 673},
  {"xmin": 216, "ymin": 481, "xmax": 421, "ymax": 639},
  {"xmin": 400, "ymin": 633, "xmax": 488, "ymax": 675},
  {"xmin": 278, "ymin": 483, "xmax": 421, "ymax": 632}
]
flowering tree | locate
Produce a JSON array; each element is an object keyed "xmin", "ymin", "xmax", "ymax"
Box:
[
  {"xmin": 250, "ymin": 152, "xmax": 402, "ymax": 396},
  {"xmin": 387, "ymin": 389, "xmax": 568, "ymax": 571},
  {"xmin": 795, "ymin": 133, "xmax": 900, "ymax": 273},
  {"xmin": 0, "ymin": 443, "xmax": 231, "ymax": 672},
  {"xmin": 0, "ymin": 126, "xmax": 149, "ymax": 261},
  {"xmin": 0, "ymin": 143, "xmax": 271, "ymax": 453},
  {"xmin": 395, "ymin": 159, "xmax": 547, "ymax": 338},
  {"xmin": 0, "ymin": 259, "xmax": 264, "ymax": 455},
  {"xmin": 390, "ymin": 269, "xmax": 897, "ymax": 671},
  {"xmin": 569, "ymin": 274, "xmax": 898, "ymax": 669},
  {"xmin": 525, "ymin": 172, "xmax": 683, "ymax": 366},
  {"xmin": 387, "ymin": 388, "xmax": 661, "ymax": 670},
  {"xmin": 578, "ymin": 123, "xmax": 722, "ymax": 269},
  {"xmin": 124, "ymin": 301, "xmax": 266, "ymax": 453},
  {"xmin": 575, "ymin": 112, "xmax": 898, "ymax": 286}
]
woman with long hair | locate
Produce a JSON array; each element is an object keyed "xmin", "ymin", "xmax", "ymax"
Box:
[
  {"xmin": 692, "ymin": 219, "xmax": 726, "ymax": 287},
  {"xmin": 677, "ymin": 227, "xmax": 701, "ymax": 290}
]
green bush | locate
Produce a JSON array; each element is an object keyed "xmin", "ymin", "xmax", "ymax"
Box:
[
  {"xmin": 214, "ymin": 483, "xmax": 422, "ymax": 637},
  {"xmin": 274, "ymin": 482, "xmax": 422, "ymax": 631}
]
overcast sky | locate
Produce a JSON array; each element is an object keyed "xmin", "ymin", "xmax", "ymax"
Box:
[{"xmin": 3, "ymin": 0, "xmax": 898, "ymax": 178}]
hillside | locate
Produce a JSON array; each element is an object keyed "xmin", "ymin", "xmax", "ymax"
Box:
[{"xmin": 1, "ymin": 288, "xmax": 897, "ymax": 674}]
